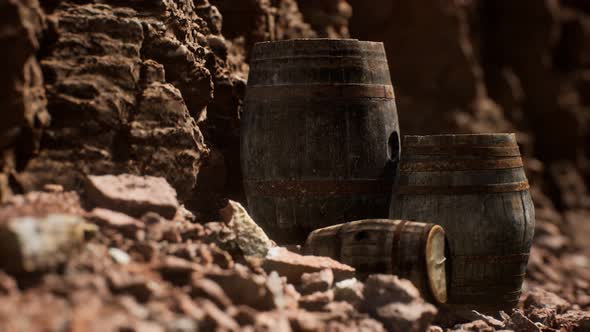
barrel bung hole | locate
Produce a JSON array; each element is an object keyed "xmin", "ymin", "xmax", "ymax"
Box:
[{"xmin": 388, "ymin": 131, "xmax": 400, "ymax": 162}]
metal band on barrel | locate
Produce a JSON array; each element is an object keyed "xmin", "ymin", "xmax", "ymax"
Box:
[
  {"xmin": 244, "ymin": 179, "xmax": 393, "ymax": 197},
  {"xmin": 245, "ymin": 84, "xmax": 395, "ymax": 100},
  {"xmin": 250, "ymin": 52, "xmax": 388, "ymax": 62},
  {"xmin": 395, "ymin": 181, "xmax": 530, "ymax": 195},
  {"xmin": 449, "ymin": 289, "xmax": 523, "ymax": 303},
  {"xmin": 403, "ymin": 145, "xmax": 521, "ymax": 157},
  {"xmin": 399, "ymin": 157, "xmax": 523, "ymax": 172}
]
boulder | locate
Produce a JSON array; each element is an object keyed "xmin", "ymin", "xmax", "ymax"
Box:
[
  {"xmin": 263, "ymin": 247, "xmax": 355, "ymax": 283},
  {"xmin": 333, "ymin": 278, "xmax": 365, "ymax": 309},
  {"xmin": 364, "ymin": 275, "xmax": 422, "ymax": 306},
  {"xmin": 85, "ymin": 174, "xmax": 179, "ymax": 219},
  {"xmin": 0, "ymin": 214, "xmax": 93, "ymax": 273},
  {"xmin": 205, "ymin": 265, "xmax": 278, "ymax": 311},
  {"xmin": 299, "ymin": 290, "xmax": 334, "ymax": 311},
  {"xmin": 507, "ymin": 310, "xmax": 542, "ymax": 332},
  {"xmin": 375, "ymin": 302, "xmax": 437, "ymax": 332},
  {"xmin": 0, "ymin": 191, "xmax": 84, "ymax": 218},
  {"xmin": 363, "ymin": 275, "xmax": 437, "ymax": 332},
  {"xmin": 299, "ymin": 269, "xmax": 334, "ymax": 295},
  {"xmin": 88, "ymin": 208, "xmax": 144, "ymax": 238},
  {"xmin": 219, "ymin": 200, "xmax": 272, "ymax": 257}
]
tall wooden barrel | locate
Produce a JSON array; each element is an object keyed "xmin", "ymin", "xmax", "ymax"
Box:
[
  {"xmin": 241, "ymin": 39, "xmax": 400, "ymax": 244},
  {"xmin": 389, "ymin": 134, "xmax": 535, "ymax": 314},
  {"xmin": 303, "ymin": 219, "xmax": 448, "ymax": 304}
]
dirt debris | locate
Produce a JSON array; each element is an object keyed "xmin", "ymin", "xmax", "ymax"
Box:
[{"xmin": 0, "ymin": 179, "xmax": 444, "ymax": 331}]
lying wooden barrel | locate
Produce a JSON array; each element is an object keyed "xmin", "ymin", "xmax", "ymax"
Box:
[
  {"xmin": 303, "ymin": 219, "xmax": 447, "ymax": 304},
  {"xmin": 241, "ymin": 39, "xmax": 400, "ymax": 244},
  {"xmin": 389, "ymin": 134, "xmax": 535, "ymax": 314}
]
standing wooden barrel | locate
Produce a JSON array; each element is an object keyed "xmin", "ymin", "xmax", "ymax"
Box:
[
  {"xmin": 303, "ymin": 219, "xmax": 447, "ymax": 304},
  {"xmin": 241, "ymin": 39, "xmax": 400, "ymax": 244},
  {"xmin": 389, "ymin": 134, "xmax": 535, "ymax": 314}
]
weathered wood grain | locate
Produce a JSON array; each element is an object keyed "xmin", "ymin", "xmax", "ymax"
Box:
[
  {"xmin": 389, "ymin": 134, "xmax": 536, "ymax": 314},
  {"xmin": 241, "ymin": 39, "xmax": 400, "ymax": 244},
  {"xmin": 303, "ymin": 219, "xmax": 447, "ymax": 304}
]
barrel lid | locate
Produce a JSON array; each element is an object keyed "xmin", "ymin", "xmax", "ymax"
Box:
[
  {"xmin": 425, "ymin": 225, "xmax": 448, "ymax": 304},
  {"xmin": 403, "ymin": 133, "xmax": 517, "ymax": 147}
]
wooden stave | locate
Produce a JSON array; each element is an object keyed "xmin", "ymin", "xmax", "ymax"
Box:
[
  {"xmin": 242, "ymin": 39, "xmax": 400, "ymax": 244},
  {"xmin": 389, "ymin": 134, "xmax": 535, "ymax": 313},
  {"xmin": 242, "ymin": 98, "xmax": 399, "ymax": 180}
]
